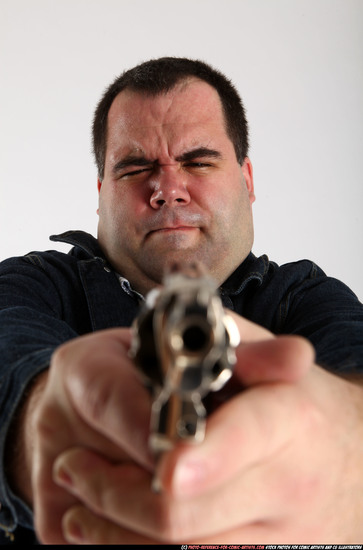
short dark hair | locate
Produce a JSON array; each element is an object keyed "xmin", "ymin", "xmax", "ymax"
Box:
[{"xmin": 92, "ymin": 57, "xmax": 249, "ymax": 180}]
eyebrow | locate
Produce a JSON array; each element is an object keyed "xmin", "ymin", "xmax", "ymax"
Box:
[
  {"xmin": 112, "ymin": 155, "xmax": 154, "ymax": 175},
  {"xmin": 175, "ymin": 147, "xmax": 223, "ymax": 162},
  {"xmin": 112, "ymin": 147, "xmax": 223, "ymax": 175}
]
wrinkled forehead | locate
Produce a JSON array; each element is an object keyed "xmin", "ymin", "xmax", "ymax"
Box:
[{"xmin": 107, "ymin": 78, "xmax": 227, "ymax": 138}]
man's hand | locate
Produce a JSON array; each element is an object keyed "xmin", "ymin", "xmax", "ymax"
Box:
[
  {"xmin": 50, "ymin": 315, "xmax": 363, "ymax": 544},
  {"xmin": 29, "ymin": 329, "xmax": 153, "ymax": 544}
]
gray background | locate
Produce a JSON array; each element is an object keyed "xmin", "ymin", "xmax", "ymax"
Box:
[{"xmin": 1, "ymin": 0, "xmax": 362, "ymax": 300}]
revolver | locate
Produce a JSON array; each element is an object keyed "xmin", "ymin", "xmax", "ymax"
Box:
[{"xmin": 131, "ymin": 264, "xmax": 240, "ymax": 455}]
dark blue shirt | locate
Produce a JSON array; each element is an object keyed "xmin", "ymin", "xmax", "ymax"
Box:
[{"xmin": 1, "ymin": 230, "xmax": 362, "ymax": 543}]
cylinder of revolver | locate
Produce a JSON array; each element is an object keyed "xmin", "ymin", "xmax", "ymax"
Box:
[{"xmin": 131, "ymin": 265, "xmax": 240, "ymax": 454}]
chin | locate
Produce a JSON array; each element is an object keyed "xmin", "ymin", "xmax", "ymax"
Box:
[{"xmin": 144, "ymin": 251, "xmax": 203, "ymax": 281}]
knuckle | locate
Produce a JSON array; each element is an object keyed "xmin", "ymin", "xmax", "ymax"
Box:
[
  {"xmin": 81, "ymin": 374, "xmax": 113, "ymax": 425},
  {"xmin": 32, "ymin": 395, "xmax": 56, "ymax": 440},
  {"xmin": 51, "ymin": 339, "xmax": 72, "ymax": 368}
]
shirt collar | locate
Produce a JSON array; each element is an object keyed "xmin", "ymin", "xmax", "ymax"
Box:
[
  {"xmin": 219, "ymin": 252, "xmax": 268, "ymax": 296},
  {"xmin": 50, "ymin": 230, "xmax": 106, "ymax": 260},
  {"xmin": 50, "ymin": 231, "xmax": 266, "ymax": 298}
]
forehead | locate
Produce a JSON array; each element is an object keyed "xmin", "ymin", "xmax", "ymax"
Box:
[{"xmin": 106, "ymin": 79, "xmax": 229, "ymax": 155}]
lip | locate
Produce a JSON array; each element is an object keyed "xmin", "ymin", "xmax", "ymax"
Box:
[
  {"xmin": 143, "ymin": 212, "xmax": 205, "ymax": 238},
  {"xmin": 154, "ymin": 226, "xmax": 196, "ymax": 232},
  {"xmin": 148, "ymin": 225, "xmax": 198, "ymax": 235}
]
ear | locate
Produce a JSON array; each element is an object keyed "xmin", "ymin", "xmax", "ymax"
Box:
[
  {"xmin": 241, "ymin": 157, "xmax": 255, "ymax": 205},
  {"xmin": 96, "ymin": 179, "xmax": 102, "ymax": 215}
]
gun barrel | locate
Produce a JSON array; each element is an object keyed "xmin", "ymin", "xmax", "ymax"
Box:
[{"xmin": 131, "ymin": 267, "xmax": 240, "ymax": 453}]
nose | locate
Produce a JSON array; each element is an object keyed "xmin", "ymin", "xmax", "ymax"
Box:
[{"xmin": 149, "ymin": 167, "xmax": 191, "ymax": 209}]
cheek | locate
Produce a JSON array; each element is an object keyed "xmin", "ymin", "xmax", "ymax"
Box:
[
  {"xmin": 98, "ymin": 188, "xmax": 127, "ymax": 239},
  {"xmin": 214, "ymin": 186, "xmax": 253, "ymax": 250},
  {"xmin": 99, "ymin": 184, "xmax": 151, "ymax": 239},
  {"xmin": 99, "ymin": 185, "xmax": 129, "ymax": 220},
  {"xmin": 207, "ymin": 181, "xmax": 249, "ymax": 223}
]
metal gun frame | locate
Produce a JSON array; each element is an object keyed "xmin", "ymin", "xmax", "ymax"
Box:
[{"xmin": 131, "ymin": 266, "xmax": 240, "ymax": 454}]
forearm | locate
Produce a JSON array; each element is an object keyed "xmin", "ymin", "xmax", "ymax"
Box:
[
  {"xmin": 0, "ymin": 306, "xmax": 79, "ymax": 529},
  {"xmin": 5, "ymin": 370, "xmax": 49, "ymax": 507},
  {"xmin": 0, "ymin": 346, "xmax": 55, "ymax": 532}
]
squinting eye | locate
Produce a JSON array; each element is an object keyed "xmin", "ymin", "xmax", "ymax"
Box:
[
  {"xmin": 186, "ymin": 162, "xmax": 211, "ymax": 169},
  {"xmin": 120, "ymin": 168, "xmax": 152, "ymax": 179}
]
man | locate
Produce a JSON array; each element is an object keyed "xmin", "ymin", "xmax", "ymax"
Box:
[{"xmin": 0, "ymin": 57, "xmax": 362, "ymax": 544}]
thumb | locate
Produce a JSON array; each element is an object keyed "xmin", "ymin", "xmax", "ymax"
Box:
[
  {"xmin": 234, "ymin": 335, "xmax": 315, "ymax": 386},
  {"xmin": 229, "ymin": 311, "xmax": 314, "ymax": 386}
]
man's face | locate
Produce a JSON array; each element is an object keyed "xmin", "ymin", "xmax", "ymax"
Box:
[{"xmin": 97, "ymin": 78, "xmax": 255, "ymax": 295}]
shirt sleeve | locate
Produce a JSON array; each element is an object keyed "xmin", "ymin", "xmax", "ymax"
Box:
[
  {"xmin": 0, "ymin": 254, "xmax": 79, "ymax": 534},
  {"xmin": 278, "ymin": 262, "xmax": 363, "ymax": 373}
]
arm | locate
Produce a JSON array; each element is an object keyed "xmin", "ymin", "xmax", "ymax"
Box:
[
  {"xmin": 278, "ymin": 262, "xmax": 363, "ymax": 374},
  {"xmin": 0, "ymin": 255, "xmax": 81, "ymax": 534},
  {"xmin": 5, "ymin": 370, "xmax": 49, "ymax": 507},
  {"xmin": 4, "ymin": 256, "xmax": 363, "ymax": 543}
]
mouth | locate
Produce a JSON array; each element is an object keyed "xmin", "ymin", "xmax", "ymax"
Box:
[
  {"xmin": 152, "ymin": 226, "xmax": 197, "ymax": 233},
  {"xmin": 143, "ymin": 212, "xmax": 205, "ymax": 240},
  {"xmin": 147, "ymin": 225, "xmax": 199, "ymax": 237}
]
